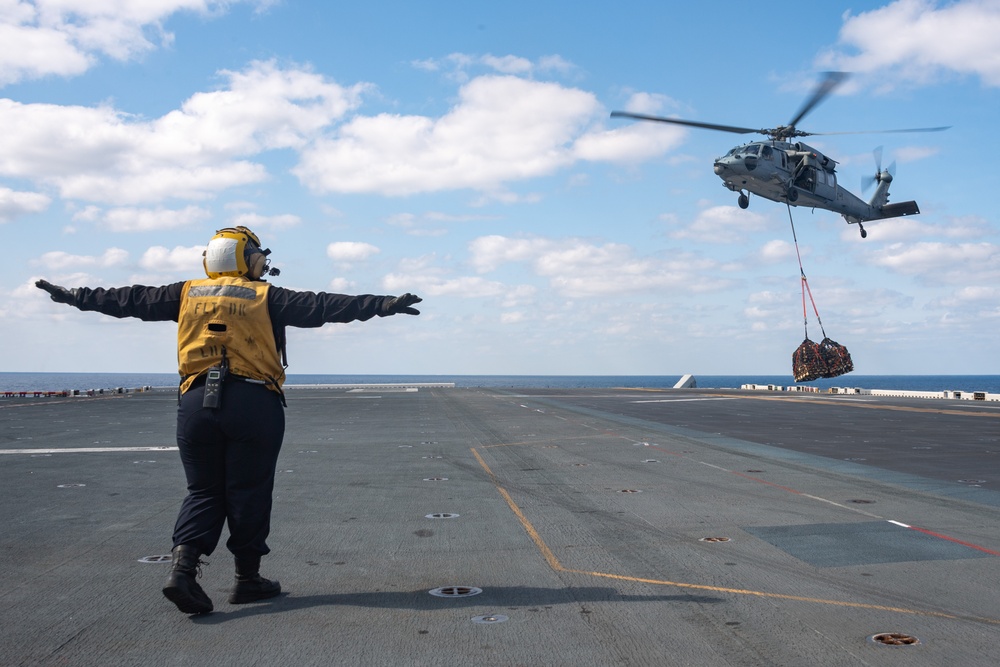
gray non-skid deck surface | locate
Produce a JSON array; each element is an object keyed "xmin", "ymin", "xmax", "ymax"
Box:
[{"xmin": 2, "ymin": 386, "xmax": 999, "ymax": 666}]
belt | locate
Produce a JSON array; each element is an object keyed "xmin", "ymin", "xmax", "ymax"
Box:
[
  {"xmin": 188, "ymin": 373, "xmax": 267, "ymax": 387},
  {"xmin": 227, "ymin": 374, "xmax": 268, "ymax": 385}
]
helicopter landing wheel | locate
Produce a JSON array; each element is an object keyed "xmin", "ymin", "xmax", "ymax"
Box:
[
  {"xmin": 859, "ymin": 223, "xmax": 867, "ymax": 239},
  {"xmin": 737, "ymin": 193, "xmax": 749, "ymax": 209}
]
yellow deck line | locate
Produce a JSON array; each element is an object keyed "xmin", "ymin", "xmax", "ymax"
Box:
[{"xmin": 470, "ymin": 446, "xmax": 1000, "ymax": 626}]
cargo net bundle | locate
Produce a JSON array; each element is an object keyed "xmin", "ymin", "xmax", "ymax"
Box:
[
  {"xmin": 792, "ymin": 336, "xmax": 854, "ymax": 383},
  {"xmin": 786, "ymin": 205, "xmax": 853, "ymax": 383}
]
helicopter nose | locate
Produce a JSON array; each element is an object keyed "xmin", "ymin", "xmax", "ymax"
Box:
[{"xmin": 713, "ymin": 162, "xmax": 726, "ymax": 175}]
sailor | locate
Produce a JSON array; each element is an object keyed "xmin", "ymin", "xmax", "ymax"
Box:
[{"xmin": 36, "ymin": 226, "xmax": 422, "ymax": 615}]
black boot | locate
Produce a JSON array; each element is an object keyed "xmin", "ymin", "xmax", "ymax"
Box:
[
  {"xmin": 162, "ymin": 545, "xmax": 213, "ymax": 614},
  {"xmin": 228, "ymin": 554, "xmax": 281, "ymax": 604}
]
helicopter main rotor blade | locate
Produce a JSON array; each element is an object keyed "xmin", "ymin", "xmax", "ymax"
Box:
[
  {"xmin": 786, "ymin": 71, "xmax": 849, "ymax": 131},
  {"xmin": 610, "ymin": 111, "xmax": 759, "ymax": 135},
  {"xmin": 807, "ymin": 126, "xmax": 951, "ymax": 136}
]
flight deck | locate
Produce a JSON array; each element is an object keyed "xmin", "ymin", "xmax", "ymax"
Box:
[{"xmin": 2, "ymin": 385, "xmax": 999, "ymax": 666}]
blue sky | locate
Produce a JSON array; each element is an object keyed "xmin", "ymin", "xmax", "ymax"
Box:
[{"xmin": 2, "ymin": 0, "xmax": 998, "ymax": 377}]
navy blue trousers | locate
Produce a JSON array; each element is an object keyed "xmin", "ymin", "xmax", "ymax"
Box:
[{"xmin": 173, "ymin": 380, "xmax": 285, "ymax": 557}]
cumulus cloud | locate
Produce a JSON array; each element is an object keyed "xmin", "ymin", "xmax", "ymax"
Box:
[
  {"xmin": 411, "ymin": 53, "xmax": 577, "ymax": 82},
  {"xmin": 74, "ymin": 205, "xmax": 212, "ymax": 232},
  {"xmin": 758, "ymin": 239, "xmax": 797, "ymax": 263},
  {"xmin": 867, "ymin": 241, "xmax": 1000, "ymax": 283},
  {"xmin": 328, "ymin": 277, "xmax": 355, "ymax": 293},
  {"xmin": 743, "ymin": 290, "xmax": 797, "ymax": 329},
  {"xmin": 2, "ymin": 57, "xmax": 684, "ymax": 205},
  {"xmin": 468, "ymin": 234, "xmax": 732, "ymax": 297},
  {"xmin": 230, "ymin": 212, "xmax": 301, "ymax": 230},
  {"xmin": 930, "ymin": 285, "xmax": 1000, "ymax": 308},
  {"xmin": 849, "ymin": 215, "xmax": 993, "ymax": 243},
  {"xmin": 670, "ymin": 206, "xmax": 773, "ymax": 244},
  {"xmin": 327, "ymin": 241, "xmax": 380, "ymax": 262},
  {"xmin": 573, "ymin": 122, "xmax": 684, "ymax": 163},
  {"xmin": 0, "ymin": 1, "xmax": 274, "ymax": 86},
  {"xmin": 35, "ymin": 247, "xmax": 129, "ymax": 271},
  {"xmin": 380, "ymin": 250, "xmax": 516, "ymax": 298},
  {"xmin": 819, "ymin": 0, "xmax": 1000, "ymax": 87},
  {"xmin": 139, "ymin": 245, "xmax": 206, "ymax": 274},
  {"xmin": 294, "ymin": 75, "xmax": 605, "ymax": 196},
  {"xmin": 0, "ymin": 60, "xmax": 366, "ymax": 204},
  {"xmin": 382, "ymin": 272, "xmax": 509, "ymax": 298},
  {"xmin": 0, "ymin": 186, "xmax": 50, "ymax": 221},
  {"xmin": 386, "ymin": 235, "xmax": 735, "ymax": 302}
]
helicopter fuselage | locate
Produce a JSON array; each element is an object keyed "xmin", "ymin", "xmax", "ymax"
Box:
[{"xmin": 712, "ymin": 140, "xmax": 918, "ymax": 233}]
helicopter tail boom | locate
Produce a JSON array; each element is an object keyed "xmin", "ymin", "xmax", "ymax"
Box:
[
  {"xmin": 842, "ymin": 200, "xmax": 919, "ymax": 232},
  {"xmin": 873, "ymin": 200, "xmax": 920, "ymax": 219}
]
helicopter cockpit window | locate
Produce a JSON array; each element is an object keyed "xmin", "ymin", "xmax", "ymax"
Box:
[
  {"xmin": 744, "ymin": 144, "xmax": 760, "ymax": 156},
  {"xmin": 761, "ymin": 145, "xmax": 773, "ymax": 159}
]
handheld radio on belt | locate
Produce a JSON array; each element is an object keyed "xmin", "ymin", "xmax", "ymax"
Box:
[{"xmin": 202, "ymin": 347, "xmax": 229, "ymax": 409}]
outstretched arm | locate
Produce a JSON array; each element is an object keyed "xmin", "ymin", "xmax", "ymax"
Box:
[
  {"xmin": 268, "ymin": 287, "xmax": 422, "ymax": 328},
  {"xmin": 35, "ymin": 279, "xmax": 185, "ymax": 322}
]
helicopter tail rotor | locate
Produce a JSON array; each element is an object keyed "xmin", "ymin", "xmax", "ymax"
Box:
[{"xmin": 861, "ymin": 146, "xmax": 896, "ymax": 193}]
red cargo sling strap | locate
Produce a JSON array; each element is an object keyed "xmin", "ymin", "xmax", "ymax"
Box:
[{"xmin": 786, "ymin": 204, "xmax": 853, "ymax": 382}]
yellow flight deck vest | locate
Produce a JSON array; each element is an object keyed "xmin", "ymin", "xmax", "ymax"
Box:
[{"xmin": 177, "ymin": 277, "xmax": 285, "ymax": 395}]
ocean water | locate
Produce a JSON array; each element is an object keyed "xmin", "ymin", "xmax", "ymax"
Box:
[{"xmin": 1, "ymin": 372, "xmax": 999, "ymax": 394}]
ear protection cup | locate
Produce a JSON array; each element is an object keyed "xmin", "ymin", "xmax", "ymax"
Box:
[
  {"xmin": 247, "ymin": 253, "xmax": 267, "ymax": 280},
  {"xmin": 203, "ymin": 226, "xmax": 273, "ymax": 280}
]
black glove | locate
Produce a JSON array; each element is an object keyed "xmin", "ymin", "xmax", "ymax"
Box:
[
  {"xmin": 36, "ymin": 279, "xmax": 78, "ymax": 305},
  {"xmin": 381, "ymin": 293, "xmax": 422, "ymax": 316}
]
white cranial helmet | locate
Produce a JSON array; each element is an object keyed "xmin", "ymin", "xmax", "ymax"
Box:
[{"xmin": 202, "ymin": 226, "xmax": 270, "ymax": 279}]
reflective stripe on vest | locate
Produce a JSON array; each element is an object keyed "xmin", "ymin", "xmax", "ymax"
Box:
[{"xmin": 177, "ymin": 277, "xmax": 284, "ymax": 394}]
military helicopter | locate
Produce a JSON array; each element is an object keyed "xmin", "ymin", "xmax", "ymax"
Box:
[{"xmin": 611, "ymin": 72, "xmax": 949, "ymax": 238}]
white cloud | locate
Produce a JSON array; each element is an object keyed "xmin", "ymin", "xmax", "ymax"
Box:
[
  {"xmin": 671, "ymin": 206, "xmax": 773, "ymax": 244},
  {"xmin": 574, "ymin": 123, "xmax": 685, "ymax": 163},
  {"xmin": 867, "ymin": 241, "xmax": 1000, "ymax": 283},
  {"xmin": 382, "ymin": 272, "xmax": 509, "ymax": 298},
  {"xmin": 0, "ymin": 60, "xmax": 366, "ymax": 204},
  {"xmin": 758, "ymin": 239, "xmax": 797, "ymax": 263},
  {"xmin": 90, "ymin": 205, "xmax": 211, "ymax": 232},
  {"xmin": 618, "ymin": 91, "xmax": 679, "ymax": 116},
  {"xmin": 743, "ymin": 290, "xmax": 796, "ymax": 328},
  {"xmin": 0, "ymin": 1, "xmax": 274, "ymax": 86},
  {"xmin": 1, "ymin": 63, "xmax": 685, "ymax": 205},
  {"xmin": 930, "ymin": 285, "xmax": 1000, "ymax": 308},
  {"xmin": 894, "ymin": 146, "xmax": 940, "ymax": 163},
  {"xmin": 328, "ymin": 277, "xmax": 355, "ymax": 293},
  {"xmin": 412, "ymin": 53, "xmax": 578, "ymax": 81},
  {"xmin": 35, "ymin": 247, "xmax": 129, "ymax": 271},
  {"xmin": 230, "ymin": 212, "xmax": 301, "ymax": 230},
  {"xmin": 294, "ymin": 75, "xmax": 619, "ymax": 196},
  {"xmin": 0, "ymin": 186, "xmax": 50, "ymax": 221},
  {"xmin": 481, "ymin": 54, "xmax": 533, "ymax": 75},
  {"xmin": 819, "ymin": 0, "xmax": 1000, "ymax": 87},
  {"xmin": 327, "ymin": 241, "xmax": 380, "ymax": 262},
  {"xmin": 850, "ymin": 215, "xmax": 993, "ymax": 243},
  {"xmin": 468, "ymin": 234, "xmax": 732, "ymax": 297},
  {"xmin": 469, "ymin": 235, "xmax": 553, "ymax": 273},
  {"xmin": 139, "ymin": 245, "xmax": 206, "ymax": 273}
]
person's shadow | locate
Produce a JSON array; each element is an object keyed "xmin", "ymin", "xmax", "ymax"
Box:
[{"xmin": 190, "ymin": 585, "xmax": 724, "ymax": 623}]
